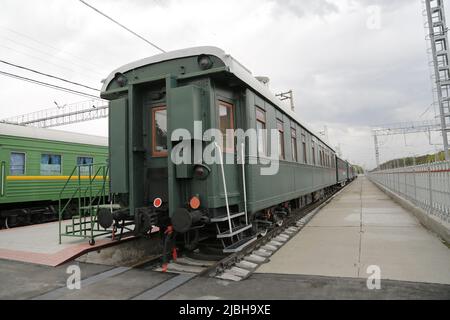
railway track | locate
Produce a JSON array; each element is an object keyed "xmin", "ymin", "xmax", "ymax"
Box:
[
  {"xmin": 138, "ymin": 183, "xmax": 348, "ymax": 285},
  {"xmin": 32, "ymin": 183, "xmax": 348, "ymax": 300},
  {"xmin": 201, "ymin": 184, "xmax": 347, "ymax": 281}
]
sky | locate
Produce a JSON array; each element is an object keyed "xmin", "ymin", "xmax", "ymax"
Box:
[{"xmin": 0, "ymin": 0, "xmax": 447, "ymax": 170}]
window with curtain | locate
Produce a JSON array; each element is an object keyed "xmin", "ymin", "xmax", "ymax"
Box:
[
  {"xmin": 77, "ymin": 156, "xmax": 94, "ymax": 175},
  {"xmin": 10, "ymin": 152, "xmax": 25, "ymax": 175},
  {"xmin": 41, "ymin": 154, "xmax": 61, "ymax": 175}
]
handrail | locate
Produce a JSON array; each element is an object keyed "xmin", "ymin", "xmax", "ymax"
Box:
[
  {"xmin": 241, "ymin": 142, "xmax": 248, "ymax": 225},
  {"xmin": 82, "ymin": 165, "xmax": 109, "ymax": 208},
  {"xmin": 58, "ymin": 163, "xmax": 109, "ymax": 243},
  {"xmin": 59, "ymin": 165, "xmax": 79, "ymax": 244},
  {"xmin": 58, "ymin": 165, "xmax": 78, "ymax": 199},
  {"xmin": 0, "ymin": 161, "xmax": 5, "ymax": 197},
  {"xmin": 213, "ymin": 142, "xmax": 233, "ymax": 234}
]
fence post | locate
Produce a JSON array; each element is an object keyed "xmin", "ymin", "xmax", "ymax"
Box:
[
  {"xmin": 428, "ymin": 162, "xmax": 433, "ymax": 214},
  {"xmin": 403, "ymin": 158, "xmax": 407, "ymax": 198},
  {"xmin": 447, "ymin": 161, "xmax": 450, "ymax": 223},
  {"xmin": 413, "ymin": 158, "xmax": 417, "ymax": 204}
]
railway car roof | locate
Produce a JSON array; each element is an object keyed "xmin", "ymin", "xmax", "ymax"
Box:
[
  {"xmin": 0, "ymin": 123, "xmax": 108, "ymax": 146},
  {"xmin": 101, "ymin": 46, "xmax": 334, "ymax": 152}
]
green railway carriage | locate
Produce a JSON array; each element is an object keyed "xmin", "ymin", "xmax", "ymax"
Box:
[
  {"xmin": 100, "ymin": 46, "xmax": 346, "ymax": 252},
  {"xmin": 0, "ymin": 123, "xmax": 108, "ymax": 228},
  {"xmin": 336, "ymin": 156, "xmax": 349, "ymax": 185},
  {"xmin": 347, "ymin": 162, "xmax": 357, "ymax": 181}
]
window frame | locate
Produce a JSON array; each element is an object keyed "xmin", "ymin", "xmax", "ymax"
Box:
[
  {"xmin": 321, "ymin": 149, "xmax": 324, "ymax": 166},
  {"xmin": 311, "ymin": 141, "xmax": 316, "ymax": 165},
  {"xmin": 301, "ymin": 134, "xmax": 307, "ymax": 164},
  {"xmin": 40, "ymin": 153, "xmax": 62, "ymax": 175},
  {"xmin": 277, "ymin": 119, "xmax": 285, "ymax": 160},
  {"xmin": 256, "ymin": 107, "xmax": 267, "ymax": 157},
  {"xmin": 218, "ymin": 100, "xmax": 235, "ymax": 153},
  {"xmin": 77, "ymin": 156, "xmax": 94, "ymax": 175},
  {"xmin": 152, "ymin": 105, "xmax": 168, "ymax": 158},
  {"xmin": 76, "ymin": 156, "xmax": 94, "ymax": 165},
  {"xmin": 291, "ymin": 128, "xmax": 298, "ymax": 162},
  {"xmin": 9, "ymin": 151, "xmax": 26, "ymax": 175}
]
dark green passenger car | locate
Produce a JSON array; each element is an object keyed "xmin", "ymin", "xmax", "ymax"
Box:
[{"xmin": 100, "ymin": 46, "xmax": 353, "ymax": 253}]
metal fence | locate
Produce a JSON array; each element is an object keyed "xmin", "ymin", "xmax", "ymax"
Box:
[{"xmin": 367, "ymin": 161, "xmax": 450, "ymax": 224}]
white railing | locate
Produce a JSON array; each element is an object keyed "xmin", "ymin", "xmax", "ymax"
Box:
[{"xmin": 367, "ymin": 161, "xmax": 450, "ymax": 223}]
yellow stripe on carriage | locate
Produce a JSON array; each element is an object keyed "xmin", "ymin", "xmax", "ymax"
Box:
[{"xmin": 6, "ymin": 176, "xmax": 108, "ymax": 181}]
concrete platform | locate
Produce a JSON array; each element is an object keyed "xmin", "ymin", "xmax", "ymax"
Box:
[
  {"xmin": 0, "ymin": 220, "xmax": 134, "ymax": 266},
  {"xmin": 257, "ymin": 176, "xmax": 450, "ymax": 285},
  {"xmin": 1, "ymin": 258, "xmax": 449, "ymax": 300}
]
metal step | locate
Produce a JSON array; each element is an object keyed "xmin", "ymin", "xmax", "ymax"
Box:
[
  {"xmin": 210, "ymin": 211, "xmax": 245, "ymax": 223},
  {"xmin": 217, "ymin": 224, "xmax": 252, "ymax": 239},
  {"xmin": 223, "ymin": 235, "xmax": 257, "ymax": 253},
  {"xmin": 79, "ymin": 204, "xmax": 121, "ymax": 210}
]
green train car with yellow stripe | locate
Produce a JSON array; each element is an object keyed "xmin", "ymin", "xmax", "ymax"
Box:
[{"xmin": 0, "ymin": 123, "xmax": 108, "ymax": 228}]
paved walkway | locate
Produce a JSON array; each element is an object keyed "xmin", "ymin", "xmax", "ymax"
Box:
[
  {"xmin": 257, "ymin": 176, "xmax": 450, "ymax": 285},
  {"xmin": 0, "ymin": 220, "xmax": 134, "ymax": 266}
]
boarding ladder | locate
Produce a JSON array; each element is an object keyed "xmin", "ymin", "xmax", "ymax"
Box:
[
  {"xmin": 213, "ymin": 142, "xmax": 257, "ymax": 253},
  {"xmin": 58, "ymin": 163, "xmax": 113, "ymax": 245}
]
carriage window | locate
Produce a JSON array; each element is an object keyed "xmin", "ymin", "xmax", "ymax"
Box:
[
  {"xmin": 277, "ymin": 120, "xmax": 285, "ymax": 160},
  {"xmin": 152, "ymin": 106, "xmax": 168, "ymax": 157},
  {"xmin": 256, "ymin": 107, "xmax": 267, "ymax": 156},
  {"xmin": 311, "ymin": 142, "xmax": 316, "ymax": 165},
  {"xmin": 291, "ymin": 128, "xmax": 298, "ymax": 162},
  {"xmin": 77, "ymin": 156, "xmax": 94, "ymax": 175},
  {"xmin": 10, "ymin": 152, "xmax": 25, "ymax": 175},
  {"xmin": 302, "ymin": 134, "xmax": 307, "ymax": 164},
  {"xmin": 41, "ymin": 154, "xmax": 61, "ymax": 175},
  {"xmin": 218, "ymin": 101, "xmax": 234, "ymax": 153}
]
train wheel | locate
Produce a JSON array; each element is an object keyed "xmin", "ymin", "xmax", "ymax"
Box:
[
  {"xmin": 274, "ymin": 214, "xmax": 284, "ymax": 227},
  {"xmin": 4, "ymin": 217, "xmax": 9, "ymax": 229},
  {"xmin": 259, "ymin": 228, "xmax": 268, "ymax": 237}
]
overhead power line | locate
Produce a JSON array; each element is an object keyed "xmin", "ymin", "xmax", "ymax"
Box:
[
  {"xmin": 0, "ymin": 35, "xmax": 104, "ymax": 78},
  {"xmin": 0, "ymin": 60, "xmax": 100, "ymax": 91},
  {"xmin": 0, "ymin": 70, "xmax": 100, "ymax": 99},
  {"xmin": 79, "ymin": 0, "xmax": 166, "ymax": 53},
  {"xmin": 0, "ymin": 25, "xmax": 106, "ymax": 70}
]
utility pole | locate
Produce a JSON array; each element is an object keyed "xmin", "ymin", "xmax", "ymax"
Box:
[
  {"xmin": 374, "ymin": 134, "xmax": 380, "ymax": 168},
  {"xmin": 424, "ymin": 0, "xmax": 450, "ymax": 160},
  {"xmin": 372, "ymin": 119, "xmax": 441, "ymax": 168},
  {"xmin": 276, "ymin": 90, "xmax": 295, "ymax": 112}
]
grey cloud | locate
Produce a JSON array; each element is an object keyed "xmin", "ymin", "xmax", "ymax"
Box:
[
  {"xmin": 269, "ymin": 0, "xmax": 339, "ymax": 18},
  {"xmin": 351, "ymin": 0, "xmax": 412, "ymax": 10}
]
